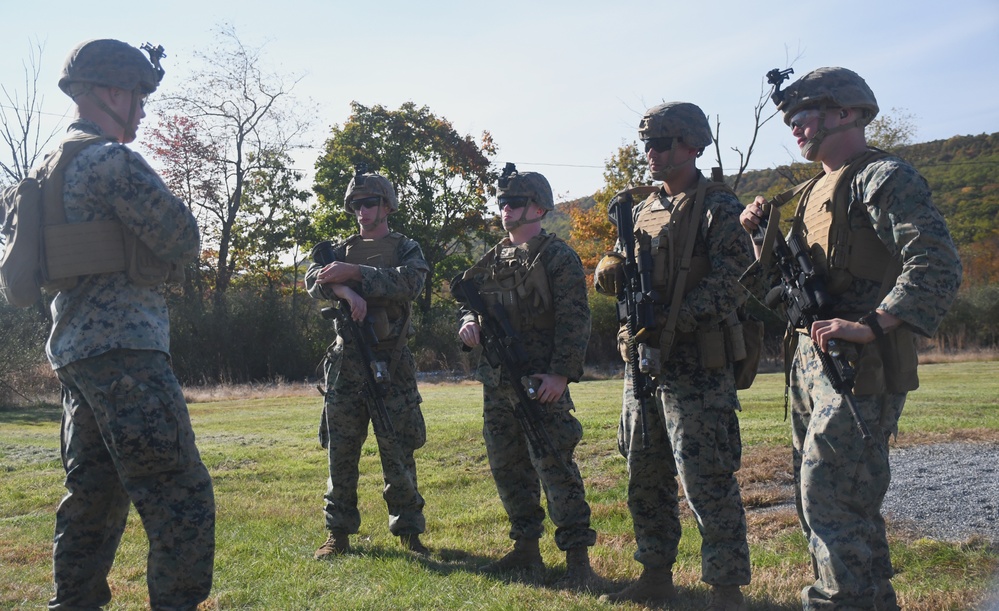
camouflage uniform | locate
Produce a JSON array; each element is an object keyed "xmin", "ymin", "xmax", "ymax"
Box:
[
  {"xmin": 743, "ymin": 156, "xmax": 962, "ymax": 609},
  {"xmin": 459, "ymin": 230, "xmax": 597, "ymax": 552},
  {"xmin": 305, "ymin": 235, "xmax": 428, "ymax": 537},
  {"xmin": 45, "ymin": 119, "xmax": 214, "ymax": 610},
  {"xmin": 616, "ymin": 177, "xmax": 754, "ymax": 586}
]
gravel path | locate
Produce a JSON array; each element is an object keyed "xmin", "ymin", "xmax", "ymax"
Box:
[{"xmin": 884, "ymin": 442, "xmax": 999, "ymax": 544}]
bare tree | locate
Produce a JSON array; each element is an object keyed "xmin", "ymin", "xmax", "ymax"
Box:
[
  {"xmin": 712, "ymin": 52, "xmax": 803, "ymax": 191},
  {"xmin": 0, "ymin": 39, "xmax": 65, "ymax": 187},
  {"xmin": 156, "ymin": 24, "xmax": 316, "ymax": 299}
]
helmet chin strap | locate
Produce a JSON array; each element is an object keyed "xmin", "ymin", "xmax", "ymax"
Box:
[
  {"xmin": 650, "ymin": 146, "xmax": 696, "ymax": 181},
  {"xmin": 800, "ymin": 106, "xmax": 865, "ymax": 161},
  {"xmin": 84, "ymin": 87, "xmax": 139, "ymax": 142},
  {"xmin": 359, "ymin": 204, "xmax": 388, "ymax": 233},
  {"xmin": 502, "ymin": 205, "xmax": 543, "ymax": 231}
]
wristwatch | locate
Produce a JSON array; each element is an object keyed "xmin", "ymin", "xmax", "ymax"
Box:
[{"xmin": 859, "ymin": 311, "xmax": 885, "ymax": 339}]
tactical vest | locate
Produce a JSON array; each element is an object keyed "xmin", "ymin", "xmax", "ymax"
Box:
[
  {"xmin": 42, "ymin": 133, "xmax": 182, "ymax": 292},
  {"xmin": 784, "ymin": 150, "xmax": 917, "ymax": 394},
  {"xmin": 625, "ymin": 178, "xmax": 753, "ymax": 371},
  {"xmin": 634, "ymin": 180, "xmax": 733, "ymax": 306},
  {"xmin": 792, "ymin": 149, "xmax": 897, "ymax": 296},
  {"xmin": 340, "ymin": 232, "xmax": 409, "ymax": 341},
  {"xmin": 466, "ymin": 232, "xmax": 558, "ymax": 333}
]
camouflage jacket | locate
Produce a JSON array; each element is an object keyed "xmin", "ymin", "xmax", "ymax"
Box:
[
  {"xmin": 46, "ymin": 120, "xmax": 200, "ymax": 369},
  {"xmin": 743, "ymin": 154, "xmax": 961, "ymax": 337},
  {"xmin": 460, "ymin": 230, "xmax": 591, "ymax": 385}
]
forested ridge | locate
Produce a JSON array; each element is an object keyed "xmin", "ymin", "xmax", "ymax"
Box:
[{"xmin": 734, "ymin": 131, "xmax": 999, "ymax": 249}]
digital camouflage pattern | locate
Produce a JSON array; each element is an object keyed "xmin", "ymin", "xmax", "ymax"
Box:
[
  {"xmin": 42, "ymin": 119, "xmax": 213, "ymax": 610},
  {"xmin": 778, "ymin": 67, "xmax": 879, "ymax": 125},
  {"xmin": 305, "ymin": 235, "xmax": 429, "ymax": 536},
  {"xmin": 47, "ymin": 120, "xmax": 201, "ymax": 370},
  {"xmin": 496, "ymin": 169, "xmax": 555, "ymax": 211},
  {"xmin": 343, "ymin": 171, "xmax": 399, "ymax": 212},
  {"xmin": 59, "ymin": 39, "xmax": 162, "ymax": 95},
  {"xmin": 616, "ymin": 177, "xmax": 753, "ymax": 586},
  {"xmin": 638, "ymin": 102, "xmax": 713, "ymax": 148},
  {"xmin": 53, "ymin": 347, "xmax": 214, "ymax": 610},
  {"xmin": 741, "ymin": 154, "xmax": 961, "ymax": 609},
  {"xmin": 790, "ymin": 335, "xmax": 902, "ymax": 610},
  {"xmin": 459, "ymin": 230, "xmax": 596, "ymax": 551}
]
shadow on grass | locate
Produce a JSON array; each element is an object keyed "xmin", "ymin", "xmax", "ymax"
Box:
[
  {"xmin": 407, "ymin": 544, "xmax": 631, "ymax": 598},
  {"xmin": 313, "ymin": 541, "xmax": 801, "ymax": 609},
  {"xmin": 0, "ymin": 401, "xmax": 62, "ymax": 425}
]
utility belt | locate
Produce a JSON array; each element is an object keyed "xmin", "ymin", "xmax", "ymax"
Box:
[
  {"xmin": 44, "ymin": 220, "xmax": 183, "ymax": 292},
  {"xmin": 621, "ymin": 310, "xmax": 752, "ymax": 372}
]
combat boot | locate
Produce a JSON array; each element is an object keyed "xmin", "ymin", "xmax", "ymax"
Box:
[
  {"xmin": 599, "ymin": 566, "xmax": 676, "ymax": 605},
  {"xmin": 313, "ymin": 531, "xmax": 350, "ymax": 559},
  {"xmin": 705, "ymin": 585, "xmax": 746, "ymax": 611},
  {"xmin": 554, "ymin": 546, "xmax": 600, "ymax": 591},
  {"xmin": 483, "ymin": 538, "xmax": 544, "ymax": 573},
  {"xmin": 400, "ymin": 533, "xmax": 430, "ymax": 556}
]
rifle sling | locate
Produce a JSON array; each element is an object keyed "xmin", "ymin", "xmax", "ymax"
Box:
[
  {"xmin": 658, "ymin": 179, "xmax": 708, "ymax": 360},
  {"xmin": 758, "ymin": 178, "xmax": 816, "ymax": 270}
]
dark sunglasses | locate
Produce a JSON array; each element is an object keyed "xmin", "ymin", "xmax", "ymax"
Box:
[
  {"xmin": 348, "ymin": 195, "xmax": 382, "ymax": 212},
  {"xmin": 643, "ymin": 137, "xmax": 676, "ymax": 154},
  {"xmin": 497, "ymin": 195, "xmax": 532, "ymax": 210}
]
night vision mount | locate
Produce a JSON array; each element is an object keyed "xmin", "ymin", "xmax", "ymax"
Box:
[
  {"xmin": 140, "ymin": 43, "xmax": 166, "ymax": 83},
  {"xmin": 766, "ymin": 67, "xmax": 794, "ymax": 107},
  {"xmin": 498, "ymin": 162, "xmax": 517, "ymax": 189}
]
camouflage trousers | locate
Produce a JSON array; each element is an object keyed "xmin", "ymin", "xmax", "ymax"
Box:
[
  {"xmin": 51, "ymin": 349, "xmax": 215, "ymax": 611},
  {"xmin": 791, "ymin": 336, "xmax": 906, "ymax": 611},
  {"xmin": 320, "ymin": 377, "xmax": 427, "ymax": 537},
  {"xmin": 618, "ymin": 355, "xmax": 751, "ymax": 586},
  {"xmin": 482, "ymin": 383, "xmax": 597, "ymax": 551}
]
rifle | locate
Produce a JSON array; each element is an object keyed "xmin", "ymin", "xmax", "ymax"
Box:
[
  {"xmin": 608, "ymin": 189, "xmax": 660, "ymax": 449},
  {"xmin": 450, "ymin": 274, "xmax": 565, "ymax": 468},
  {"xmin": 753, "ymin": 205, "xmax": 872, "ymax": 440},
  {"xmin": 312, "ymin": 241, "xmax": 395, "ymax": 441}
]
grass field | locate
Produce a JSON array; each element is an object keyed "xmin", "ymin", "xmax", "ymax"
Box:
[{"xmin": 2, "ymin": 362, "xmax": 999, "ymax": 610}]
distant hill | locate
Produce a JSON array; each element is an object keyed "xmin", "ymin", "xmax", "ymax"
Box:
[{"xmin": 731, "ymin": 132, "xmax": 999, "ymax": 248}]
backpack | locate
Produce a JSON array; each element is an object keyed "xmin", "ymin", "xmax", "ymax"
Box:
[{"xmin": 0, "ymin": 134, "xmax": 108, "ymax": 307}]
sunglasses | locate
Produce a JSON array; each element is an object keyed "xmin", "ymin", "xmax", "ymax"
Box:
[
  {"xmin": 643, "ymin": 137, "xmax": 675, "ymax": 154},
  {"xmin": 348, "ymin": 195, "xmax": 382, "ymax": 212},
  {"xmin": 789, "ymin": 108, "xmax": 824, "ymax": 130},
  {"xmin": 497, "ymin": 195, "xmax": 533, "ymax": 210}
]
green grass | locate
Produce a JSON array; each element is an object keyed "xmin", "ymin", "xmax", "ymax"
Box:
[{"xmin": 2, "ymin": 364, "xmax": 998, "ymax": 609}]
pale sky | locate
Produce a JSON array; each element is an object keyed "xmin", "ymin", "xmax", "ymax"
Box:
[{"xmin": 2, "ymin": 0, "xmax": 998, "ymax": 202}]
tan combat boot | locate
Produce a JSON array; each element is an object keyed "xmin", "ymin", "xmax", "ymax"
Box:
[
  {"xmin": 400, "ymin": 533, "xmax": 430, "ymax": 556},
  {"xmin": 483, "ymin": 538, "xmax": 544, "ymax": 573},
  {"xmin": 705, "ymin": 585, "xmax": 746, "ymax": 611},
  {"xmin": 554, "ymin": 546, "xmax": 600, "ymax": 591},
  {"xmin": 599, "ymin": 566, "xmax": 676, "ymax": 605},
  {"xmin": 313, "ymin": 531, "xmax": 350, "ymax": 559}
]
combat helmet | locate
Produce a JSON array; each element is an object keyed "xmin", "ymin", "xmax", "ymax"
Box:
[
  {"xmin": 343, "ymin": 164, "xmax": 399, "ymax": 212},
  {"xmin": 638, "ymin": 102, "xmax": 713, "ymax": 149},
  {"xmin": 778, "ymin": 67, "xmax": 879, "ymax": 127},
  {"xmin": 59, "ymin": 39, "xmax": 164, "ymax": 97},
  {"xmin": 496, "ymin": 163, "xmax": 554, "ymax": 211}
]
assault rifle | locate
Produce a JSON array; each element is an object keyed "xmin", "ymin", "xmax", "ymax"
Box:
[
  {"xmin": 753, "ymin": 206, "xmax": 872, "ymax": 440},
  {"xmin": 450, "ymin": 274, "xmax": 565, "ymax": 468},
  {"xmin": 312, "ymin": 241, "xmax": 395, "ymax": 441},
  {"xmin": 608, "ymin": 189, "xmax": 659, "ymax": 448}
]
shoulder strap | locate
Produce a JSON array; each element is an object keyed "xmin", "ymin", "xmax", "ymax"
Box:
[
  {"xmin": 758, "ymin": 176, "xmax": 820, "ymax": 269},
  {"xmin": 658, "ymin": 178, "xmax": 709, "ymax": 358},
  {"xmin": 41, "ymin": 135, "xmax": 109, "ymax": 226}
]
